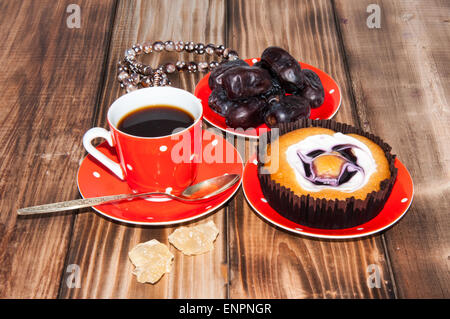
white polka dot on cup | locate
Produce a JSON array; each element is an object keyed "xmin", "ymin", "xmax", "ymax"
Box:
[
  {"xmin": 126, "ymin": 164, "xmax": 133, "ymax": 171},
  {"xmin": 401, "ymin": 197, "xmax": 408, "ymax": 203},
  {"xmin": 165, "ymin": 187, "xmax": 173, "ymax": 194},
  {"xmin": 329, "ymin": 89, "xmax": 335, "ymax": 94},
  {"xmin": 93, "ymin": 171, "xmax": 100, "ymax": 178},
  {"xmin": 261, "ymin": 198, "xmax": 268, "ymax": 203},
  {"xmin": 252, "ymin": 58, "xmax": 258, "ymax": 63},
  {"xmin": 160, "ymin": 145, "xmax": 168, "ymax": 152}
]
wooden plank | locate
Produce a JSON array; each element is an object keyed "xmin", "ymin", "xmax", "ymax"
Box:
[
  {"xmin": 0, "ymin": 0, "xmax": 116, "ymax": 298},
  {"xmin": 59, "ymin": 0, "xmax": 229, "ymax": 298},
  {"xmin": 227, "ymin": 0, "xmax": 396, "ymax": 298},
  {"xmin": 334, "ymin": 0, "xmax": 450, "ymax": 298}
]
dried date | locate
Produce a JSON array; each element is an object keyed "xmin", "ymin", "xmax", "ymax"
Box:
[
  {"xmin": 263, "ymin": 95, "xmax": 311, "ymax": 127},
  {"xmin": 260, "ymin": 46, "xmax": 305, "ymax": 93},
  {"xmin": 221, "ymin": 66, "xmax": 273, "ymax": 100},
  {"xmin": 208, "ymin": 87, "xmax": 238, "ymax": 116},
  {"xmin": 225, "ymin": 98, "xmax": 266, "ymax": 129},
  {"xmin": 298, "ymin": 69, "xmax": 324, "ymax": 108},
  {"xmin": 208, "ymin": 59, "xmax": 248, "ymax": 90}
]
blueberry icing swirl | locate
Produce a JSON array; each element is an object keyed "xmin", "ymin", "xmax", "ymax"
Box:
[{"xmin": 285, "ymin": 133, "xmax": 377, "ymax": 192}]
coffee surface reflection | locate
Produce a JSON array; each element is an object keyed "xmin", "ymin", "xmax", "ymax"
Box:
[{"xmin": 118, "ymin": 105, "xmax": 195, "ymax": 137}]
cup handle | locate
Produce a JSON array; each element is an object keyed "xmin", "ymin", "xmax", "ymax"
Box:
[{"xmin": 82, "ymin": 127, "xmax": 125, "ymax": 180}]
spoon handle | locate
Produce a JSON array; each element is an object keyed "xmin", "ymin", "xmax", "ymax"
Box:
[
  {"xmin": 17, "ymin": 192, "xmax": 162, "ymax": 215},
  {"xmin": 18, "ymin": 174, "xmax": 240, "ymax": 215}
]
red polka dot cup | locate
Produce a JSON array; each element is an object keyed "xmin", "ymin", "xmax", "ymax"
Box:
[{"xmin": 83, "ymin": 87, "xmax": 203, "ymax": 193}]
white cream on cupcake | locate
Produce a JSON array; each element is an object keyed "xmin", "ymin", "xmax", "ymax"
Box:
[{"xmin": 285, "ymin": 133, "xmax": 377, "ymax": 193}]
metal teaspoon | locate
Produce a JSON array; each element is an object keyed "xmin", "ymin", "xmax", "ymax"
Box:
[{"xmin": 17, "ymin": 174, "xmax": 240, "ymax": 215}]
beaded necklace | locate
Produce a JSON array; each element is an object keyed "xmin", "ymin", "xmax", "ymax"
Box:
[{"xmin": 117, "ymin": 40, "xmax": 239, "ymax": 92}]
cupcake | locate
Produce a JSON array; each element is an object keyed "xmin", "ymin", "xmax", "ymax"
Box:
[{"xmin": 257, "ymin": 119, "xmax": 397, "ymax": 229}]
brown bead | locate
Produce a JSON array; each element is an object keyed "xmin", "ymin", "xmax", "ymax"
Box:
[
  {"xmin": 141, "ymin": 76, "xmax": 153, "ymax": 87},
  {"xmin": 187, "ymin": 62, "xmax": 198, "ymax": 73},
  {"xmin": 134, "ymin": 62, "xmax": 144, "ymax": 71},
  {"xmin": 142, "ymin": 66, "xmax": 153, "ymax": 76},
  {"xmin": 215, "ymin": 45, "xmax": 225, "ymax": 56},
  {"xmin": 160, "ymin": 73, "xmax": 170, "ymax": 86},
  {"xmin": 122, "ymin": 77, "xmax": 132, "ymax": 85},
  {"xmin": 209, "ymin": 61, "xmax": 219, "ymax": 69},
  {"xmin": 175, "ymin": 41, "xmax": 184, "ymax": 52},
  {"xmin": 205, "ymin": 43, "xmax": 216, "ymax": 55},
  {"xmin": 164, "ymin": 40, "xmax": 175, "ymax": 52},
  {"xmin": 176, "ymin": 61, "xmax": 187, "ymax": 71},
  {"xmin": 126, "ymin": 83, "xmax": 137, "ymax": 92},
  {"xmin": 129, "ymin": 73, "xmax": 140, "ymax": 85},
  {"xmin": 153, "ymin": 41, "xmax": 164, "ymax": 52},
  {"xmin": 194, "ymin": 43, "xmax": 205, "ymax": 54},
  {"xmin": 117, "ymin": 71, "xmax": 129, "ymax": 82},
  {"xmin": 184, "ymin": 41, "xmax": 195, "ymax": 53},
  {"xmin": 142, "ymin": 41, "xmax": 153, "ymax": 53},
  {"xmin": 132, "ymin": 43, "xmax": 143, "ymax": 54},
  {"xmin": 164, "ymin": 63, "xmax": 176, "ymax": 74},
  {"xmin": 161, "ymin": 76, "xmax": 170, "ymax": 86},
  {"xmin": 125, "ymin": 48, "xmax": 136, "ymax": 60},
  {"xmin": 197, "ymin": 61, "xmax": 209, "ymax": 72},
  {"xmin": 156, "ymin": 65, "xmax": 165, "ymax": 73}
]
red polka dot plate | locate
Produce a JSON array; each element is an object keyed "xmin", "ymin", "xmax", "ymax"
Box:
[
  {"xmin": 77, "ymin": 131, "xmax": 243, "ymax": 225},
  {"xmin": 242, "ymin": 153, "xmax": 414, "ymax": 239},
  {"xmin": 194, "ymin": 58, "xmax": 341, "ymax": 139}
]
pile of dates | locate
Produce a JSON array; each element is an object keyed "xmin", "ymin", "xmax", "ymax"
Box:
[{"xmin": 208, "ymin": 46, "xmax": 325, "ymax": 129}]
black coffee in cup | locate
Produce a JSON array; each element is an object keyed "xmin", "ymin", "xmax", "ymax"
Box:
[{"xmin": 117, "ymin": 105, "xmax": 195, "ymax": 137}]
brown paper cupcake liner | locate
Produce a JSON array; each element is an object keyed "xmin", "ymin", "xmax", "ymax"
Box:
[{"xmin": 257, "ymin": 119, "xmax": 398, "ymax": 230}]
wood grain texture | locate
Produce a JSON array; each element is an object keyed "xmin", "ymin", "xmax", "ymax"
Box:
[
  {"xmin": 1, "ymin": 0, "xmax": 447, "ymax": 299},
  {"xmin": 58, "ymin": 0, "xmax": 230, "ymax": 298},
  {"xmin": 334, "ymin": 0, "xmax": 450, "ymax": 298},
  {"xmin": 227, "ymin": 0, "xmax": 395, "ymax": 298},
  {"xmin": 0, "ymin": 0, "xmax": 116, "ymax": 297}
]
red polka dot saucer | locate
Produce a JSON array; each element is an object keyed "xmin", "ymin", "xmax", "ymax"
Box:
[
  {"xmin": 77, "ymin": 131, "xmax": 243, "ymax": 225},
  {"xmin": 242, "ymin": 153, "xmax": 414, "ymax": 239}
]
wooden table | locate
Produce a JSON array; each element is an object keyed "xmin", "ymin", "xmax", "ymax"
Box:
[{"xmin": 1, "ymin": 0, "xmax": 448, "ymax": 299}]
